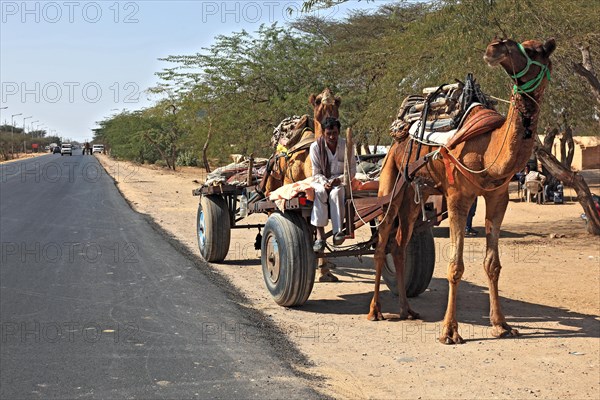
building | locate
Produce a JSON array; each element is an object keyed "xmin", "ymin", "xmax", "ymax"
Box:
[{"xmin": 539, "ymin": 135, "xmax": 600, "ymax": 171}]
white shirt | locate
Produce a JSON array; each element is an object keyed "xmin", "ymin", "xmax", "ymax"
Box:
[
  {"xmin": 526, "ymin": 171, "xmax": 546, "ymax": 184},
  {"xmin": 309, "ymin": 138, "xmax": 356, "ymax": 182}
]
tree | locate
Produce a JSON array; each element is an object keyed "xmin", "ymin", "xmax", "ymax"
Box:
[
  {"xmin": 535, "ymin": 139, "xmax": 600, "ymax": 235},
  {"xmin": 300, "ymin": 0, "xmax": 600, "ymax": 235},
  {"xmin": 154, "ymin": 24, "xmax": 328, "ymax": 163},
  {"xmin": 291, "ymin": 3, "xmax": 430, "ymax": 150},
  {"xmin": 572, "ymin": 40, "xmax": 600, "ymax": 109}
]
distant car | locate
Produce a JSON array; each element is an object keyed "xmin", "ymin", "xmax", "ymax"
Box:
[
  {"xmin": 92, "ymin": 144, "xmax": 104, "ymax": 154},
  {"xmin": 61, "ymin": 143, "xmax": 73, "ymax": 156},
  {"xmin": 53, "ymin": 146, "xmax": 61, "ymax": 154}
]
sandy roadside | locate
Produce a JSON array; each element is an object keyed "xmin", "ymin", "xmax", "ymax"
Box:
[
  {"xmin": 96, "ymin": 154, "xmax": 599, "ymax": 399},
  {"xmin": 0, "ymin": 152, "xmax": 48, "ymax": 164}
]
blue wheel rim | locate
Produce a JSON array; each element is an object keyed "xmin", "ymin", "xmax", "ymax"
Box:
[{"xmin": 198, "ymin": 210, "xmax": 206, "ymax": 250}]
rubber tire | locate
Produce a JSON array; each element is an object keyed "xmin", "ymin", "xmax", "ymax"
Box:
[
  {"xmin": 197, "ymin": 195, "xmax": 231, "ymax": 262},
  {"xmin": 382, "ymin": 228, "xmax": 435, "ymax": 297},
  {"xmin": 261, "ymin": 212, "xmax": 316, "ymax": 307}
]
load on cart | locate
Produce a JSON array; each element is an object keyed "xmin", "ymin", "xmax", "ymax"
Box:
[{"xmin": 193, "ymin": 87, "xmax": 449, "ymax": 307}]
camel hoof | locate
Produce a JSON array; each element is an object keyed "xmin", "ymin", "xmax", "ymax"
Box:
[
  {"xmin": 439, "ymin": 334, "xmax": 465, "ymax": 345},
  {"xmin": 367, "ymin": 303, "xmax": 385, "ymax": 321},
  {"xmin": 367, "ymin": 311, "xmax": 385, "ymax": 321},
  {"xmin": 439, "ymin": 328, "xmax": 464, "ymax": 345},
  {"xmin": 491, "ymin": 323, "xmax": 520, "ymax": 338},
  {"xmin": 399, "ymin": 309, "xmax": 420, "ymax": 320}
]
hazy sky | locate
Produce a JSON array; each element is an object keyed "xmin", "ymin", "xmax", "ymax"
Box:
[{"xmin": 0, "ymin": 0, "xmax": 381, "ymax": 142}]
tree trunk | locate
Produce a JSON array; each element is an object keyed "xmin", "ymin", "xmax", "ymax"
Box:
[
  {"xmin": 355, "ymin": 140, "xmax": 363, "ymax": 156},
  {"xmin": 363, "ymin": 138, "xmax": 371, "ymax": 155},
  {"xmin": 559, "ymin": 113, "xmax": 575, "ymax": 170},
  {"xmin": 560, "ymin": 125, "xmax": 575, "ymax": 170},
  {"xmin": 541, "ymin": 126, "xmax": 558, "ymax": 178},
  {"xmin": 572, "ymin": 43, "xmax": 600, "ymax": 121},
  {"xmin": 202, "ymin": 120, "xmax": 212, "ymax": 173},
  {"xmin": 543, "ymin": 127, "xmax": 558, "ymax": 151},
  {"xmin": 142, "ymin": 132, "xmax": 171, "ymax": 170},
  {"xmin": 170, "ymin": 142, "xmax": 177, "ymax": 171},
  {"xmin": 534, "ymin": 141, "xmax": 600, "ymax": 235}
]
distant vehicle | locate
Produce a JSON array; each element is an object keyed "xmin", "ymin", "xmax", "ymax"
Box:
[
  {"xmin": 45, "ymin": 145, "xmax": 50, "ymax": 151},
  {"xmin": 61, "ymin": 143, "xmax": 73, "ymax": 156},
  {"xmin": 92, "ymin": 144, "xmax": 104, "ymax": 154},
  {"xmin": 53, "ymin": 146, "xmax": 61, "ymax": 154}
]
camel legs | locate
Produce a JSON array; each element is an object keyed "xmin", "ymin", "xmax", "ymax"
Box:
[
  {"xmin": 368, "ymin": 148, "xmax": 422, "ymax": 321},
  {"xmin": 390, "ymin": 192, "xmax": 422, "ymax": 320},
  {"xmin": 483, "ymin": 190, "xmax": 519, "ymax": 338},
  {"xmin": 369, "ymin": 206, "xmax": 396, "ymax": 321},
  {"xmin": 369, "ymin": 150, "xmax": 402, "ymax": 321},
  {"xmin": 370, "ymin": 197, "xmax": 420, "ymax": 321},
  {"xmin": 439, "ymin": 194, "xmax": 472, "ymax": 344}
]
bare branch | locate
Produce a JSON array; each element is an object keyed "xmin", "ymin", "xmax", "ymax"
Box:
[{"xmin": 572, "ymin": 45, "xmax": 600, "ymax": 105}]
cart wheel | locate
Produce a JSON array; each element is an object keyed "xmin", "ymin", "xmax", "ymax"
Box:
[
  {"xmin": 197, "ymin": 195, "xmax": 231, "ymax": 262},
  {"xmin": 382, "ymin": 228, "xmax": 435, "ymax": 297},
  {"xmin": 261, "ymin": 212, "xmax": 316, "ymax": 307}
]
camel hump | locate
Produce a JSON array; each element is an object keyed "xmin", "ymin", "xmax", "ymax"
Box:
[
  {"xmin": 285, "ymin": 115, "xmax": 315, "ymax": 149},
  {"xmin": 446, "ymin": 106, "xmax": 505, "ymax": 149}
]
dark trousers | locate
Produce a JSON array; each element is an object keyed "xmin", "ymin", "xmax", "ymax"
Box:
[{"xmin": 466, "ymin": 198, "xmax": 477, "ymax": 230}]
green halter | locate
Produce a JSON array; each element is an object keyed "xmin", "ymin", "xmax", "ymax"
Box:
[{"xmin": 510, "ymin": 43, "xmax": 551, "ymax": 94}]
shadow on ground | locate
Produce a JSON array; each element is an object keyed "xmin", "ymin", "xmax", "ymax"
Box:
[
  {"xmin": 298, "ymin": 276, "xmax": 599, "ymax": 342},
  {"xmin": 432, "ymin": 226, "xmax": 547, "ymax": 239}
]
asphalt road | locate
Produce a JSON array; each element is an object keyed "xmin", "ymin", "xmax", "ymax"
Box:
[{"xmin": 0, "ymin": 153, "xmax": 318, "ymax": 399}]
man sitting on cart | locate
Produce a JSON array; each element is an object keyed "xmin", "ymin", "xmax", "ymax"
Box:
[{"xmin": 309, "ymin": 117, "xmax": 356, "ymax": 281}]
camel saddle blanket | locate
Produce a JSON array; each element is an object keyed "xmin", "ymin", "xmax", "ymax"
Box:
[
  {"xmin": 409, "ymin": 103, "xmax": 505, "ymax": 147},
  {"xmin": 286, "ymin": 132, "xmax": 315, "ymax": 155}
]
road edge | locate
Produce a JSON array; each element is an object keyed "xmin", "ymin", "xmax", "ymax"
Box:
[{"xmin": 95, "ymin": 155, "xmax": 332, "ymax": 398}]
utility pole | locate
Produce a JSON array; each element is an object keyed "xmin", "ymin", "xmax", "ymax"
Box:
[
  {"xmin": 23, "ymin": 116, "xmax": 32, "ymax": 152},
  {"xmin": 11, "ymin": 113, "xmax": 22, "ymax": 156},
  {"xmin": 23, "ymin": 116, "xmax": 32, "ymax": 134},
  {"xmin": 30, "ymin": 120, "xmax": 39, "ymax": 137}
]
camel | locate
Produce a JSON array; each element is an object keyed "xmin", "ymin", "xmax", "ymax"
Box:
[
  {"xmin": 263, "ymin": 88, "xmax": 341, "ymax": 194},
  {"xmin": 369, "ymin": 37, "xmax": 556, "ymax": 344}
]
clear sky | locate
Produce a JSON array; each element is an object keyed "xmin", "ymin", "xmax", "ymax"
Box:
[{"xmin": 0, "ymin": 0, "xmax": 382, "ymax": 142}]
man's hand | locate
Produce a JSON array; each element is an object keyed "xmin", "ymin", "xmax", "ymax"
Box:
[{"xmin": 325, "ymin": 177, "xmax": 341, "ymax": 190}]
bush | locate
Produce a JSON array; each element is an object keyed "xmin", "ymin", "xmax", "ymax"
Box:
[{"xmin": 176, "ymin": 150, "xmax": 199, "ymax": 167}]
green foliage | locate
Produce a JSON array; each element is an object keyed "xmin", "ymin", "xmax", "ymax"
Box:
[
  {"xmin": 0, "ymin": 125, "xmax": 25, "ymax": 134},
  {"xmin": 95, "ymin": 110, "xmax": 150, "ymax": 161},
  {"xmin": 94, "ymin": 103, "xmax": 187, "ymax": 168},
  {"xmin": 176, "ymin": 150, "xmax": 199, "ymax": 167},
  {"xmin": 153, "ymin": 23, "xmax": 331, "ymax": 163},
  {"xmin": 98, "ymin": 0, "xmax": 598, "ymax": 168},
  {"xmin": 0, "ymin": 130, "xmax": 59, "ymax": 160}
]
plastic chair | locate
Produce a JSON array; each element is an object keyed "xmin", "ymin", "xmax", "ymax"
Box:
[{"xmin": 524, "ymin": 180, "xmax": 546, "ymax": 204}]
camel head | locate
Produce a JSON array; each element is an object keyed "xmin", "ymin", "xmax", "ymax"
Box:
[
  {"xmin": 309, "ymin": 88, "xmax": 341, "ymax": 137},
  {"xmin": 484, "ymin": 37, "xmax": 556, "ymax": 93},
  {"xmin": 310, "ymin": 88, "xmax": 341, "ymax": 120}
]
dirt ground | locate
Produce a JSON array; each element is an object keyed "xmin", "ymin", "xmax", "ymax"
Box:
[{"xmin": 97, "ymin": 154, "xmax": 599, "ymax": 400}]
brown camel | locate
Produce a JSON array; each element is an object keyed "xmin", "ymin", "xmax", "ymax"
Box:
[
  {"xmin": 369, "ymin": 37, "xmax": 556, "ymax": 344},
  {"xmin": 263, "ymin": 88, "xmax": 341, "ymax": 194}
]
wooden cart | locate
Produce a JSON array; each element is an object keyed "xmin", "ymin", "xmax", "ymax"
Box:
[{"xmin": 193, "ymin": 179, "xmax": 446, "ymax": 307}]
